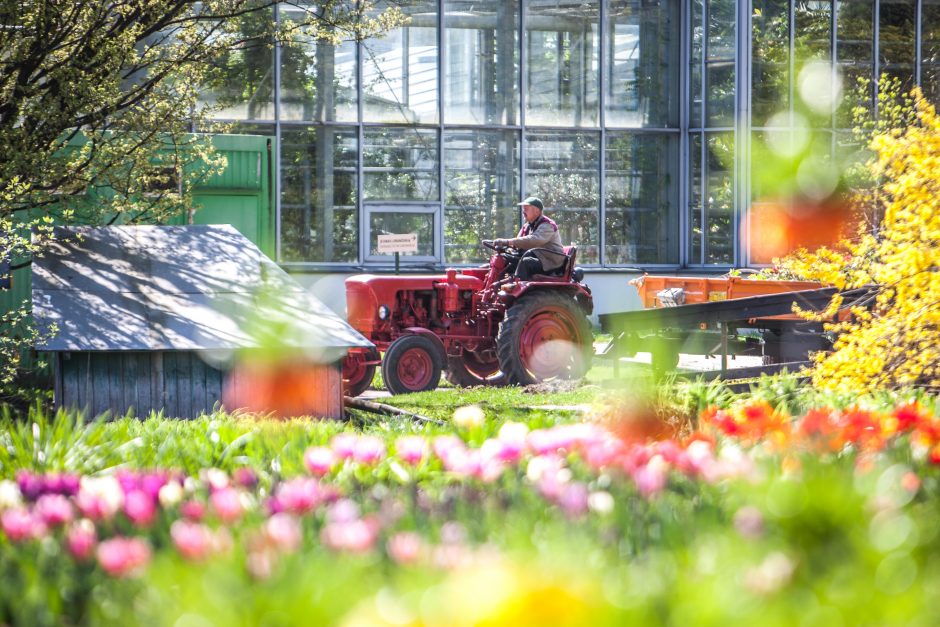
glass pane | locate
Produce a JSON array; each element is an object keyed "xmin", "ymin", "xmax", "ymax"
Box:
[
  {"xmin": 280, "ymin": 127, "xmax": 358, "ymax": 263},
  {"xmin": 923, "ymin": 1, "xmax": 940, "ymax": 106},
  {"xmin": 606, "ymin": 1, "xmax": 679, "ymax": 128},
  {"xmin": 752, "ymin": 0, "xmax": 790, "ymax": 126},
  {"xmin": 200, "ymin": 6, "xmax": 275, "ymax": 120},
  {"xmin": 688, "ymin": 132, "xmax": 734, "ymax": 264},
  {"xmin": 838, "ymin": 1, "xmax": 871, "ymax": 130},
  {"xmin": 689, "ymin": 0, "xmax": 705, "ymax": 125},
  {"xmin": 363, "ymin": 128, "xmax": 439, "ymax": 201},
  {"xmin": 689, "ymin": 133, "xmax": 704, "ymax": 262},
  {"xmin": 443, "ymin": 130, "xmax": 520, "ymax": 264},
  {"xmin": 525, "ymin": 1, "xmax": 599, "ymax": 127},
  {"xmin": 279, "ymin": 3, "xmax": 357, "ymax": 122},
  {"xmin": 879, "ymin": 0, "xmax": 915, "ymax": 89},
  {"xmin": 691, "ymin": 0, "xmax": 735, "ymax": 128},
  {"xmin": 707, "ymin": 0, "xmax": 736, "ymax": 58},
  {"xmin": 524, "ymin": 132, "xmax": 600, "ymax": 264},
  {"xmin": 444, "ymin": 0, "xmax": 519, "ymax": 125},
  {"xmin": 795, "ymin": 1, "xmax": 832, "ymax": 60},
  {"xmin": 837, "ymin": 0, "xmax": 873, "ymax": 61},
  {"xmin": 706, "ymin": 61, "xmax": 736, "ymax": 126},
  {"xmin": 705, "ymin": 133, "xmax": 734, "ymax": 264},
  {"xmin": 369, "ymin": 212, "xmax": 435, "ymax": 256},
  {"xmin": 604, "ymin": 133, "xmax": 679, "ymax": 264},
  {"xmin": 363, "ymin": 0, "xmax": 439, "ymax": 124}
]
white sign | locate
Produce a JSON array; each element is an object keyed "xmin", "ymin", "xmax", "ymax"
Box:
[{"xmin": 377, "ymin": 233, "xmax": 418, "ymax": 254}]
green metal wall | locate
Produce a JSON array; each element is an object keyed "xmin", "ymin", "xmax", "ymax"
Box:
[{"xmin": 0, "ymin": 133, "xmax": 275, "ymax": 365}]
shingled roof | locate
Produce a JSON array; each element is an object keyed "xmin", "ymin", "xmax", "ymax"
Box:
[{"xmin": 33, "ymin": 225, "xmax": 372, "ymax": 357}]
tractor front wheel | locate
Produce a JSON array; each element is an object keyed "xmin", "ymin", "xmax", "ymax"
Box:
[
  {"xmin": 382, "ymin": 335, "xmax": 443, "ymax": 395},
  {"xmin": 342, "ymin": 349, "xmax": 379, "ymax": 397},
  {"xmin": 496, "ymin": 291, "xmax": 593, "ymax": 385}
]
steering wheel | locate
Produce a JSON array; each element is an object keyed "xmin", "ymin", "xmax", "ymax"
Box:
[{"xmin": 482, "ymin": 239, "xmax": 501, "ymax": 251}]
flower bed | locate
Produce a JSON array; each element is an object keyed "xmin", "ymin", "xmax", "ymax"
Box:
[{"xmin": 2, "ymin": 393, "xmax": 940, "ymax": 625}]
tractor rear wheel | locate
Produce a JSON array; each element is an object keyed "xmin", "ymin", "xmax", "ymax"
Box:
[
  {"xmin": 382, "ymin": 335, "xmax": 443, "ymax": 395},
  {"xmin": 445, "ymin": 353, "xmax": 506, "ymax": 387},
  {"xmin": 342, "ymin": 349, "xmax": 379, "ymax": 397},
  {"xmin": 496, "ymin": 291, "xmax": 593, "ymax": 385}
]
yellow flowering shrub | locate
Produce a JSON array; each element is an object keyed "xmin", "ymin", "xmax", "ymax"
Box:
[{"xmin": 781, "ymin": 88, "xmax": 940, "ymax": 391}]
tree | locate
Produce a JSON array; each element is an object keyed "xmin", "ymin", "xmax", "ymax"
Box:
[
  {"xmin": 774, "ymin": 86, "xmax": 940, "ymax": 391},
  {"xmin": 0, "ymin": 0, "xmax": 402, "ymax": 388}
]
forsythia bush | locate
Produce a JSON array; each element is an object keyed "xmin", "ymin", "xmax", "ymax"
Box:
[{"xmin": 778, "ymin": 87, "xmax": 940, "ymax": 392}]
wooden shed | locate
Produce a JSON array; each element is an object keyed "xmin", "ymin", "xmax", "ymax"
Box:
[{"xmin": 32, "ymin": 225, "xmax": 372, "ymax": 419}]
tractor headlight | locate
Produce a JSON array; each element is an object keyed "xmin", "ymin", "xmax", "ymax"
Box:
[{"xmin": 378, "ymin": 305, "xmax": 390, "ymax": 320}]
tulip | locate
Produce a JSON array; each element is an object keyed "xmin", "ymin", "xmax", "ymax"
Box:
[
  {"xmin": 275, "ymin": 478, "xmax": 321, "ymax": 515},
  {"xmin": 170, "ymin": 520, "xmax": 214, "ymax": 561},
  {"xmin": 331, "ymin": 433, "xmax": 359, "ymax": 460},
  {"xmin": 35, "ymin": 494, "xmax": 74, "ymax": 527},
  {"xmin": 124, "ymin": 490, "xmax": 157, "ymax": 527},
  {"xmin": 158, "ymin": 480, "xmax": 184, "ymax": 508},
  {"xmin": 66, "ymin": 519, "xmax": 97, "ymax": 560},
  {"xmin": 321, "ymin": 517, "xmax": 380, "ymax": 553},
  {"xmin": 304, "ymin": 447, "xmax": 336, "ymax": 476},
  {"xmin": 233, "ymin": 467, "xmax": 258, "ymax": 488},
  {"xmin": 180, "ymin": 500, "xmax": 206, "ymax": 522},
  {"xmin": 352, "ymin": 436, "xmax": 386, "ymax": 465},
  {"xmin": 1, "ymin": 507, "xmax": 44, "ymax": 542},
  {"xmin": 558, "ymin": 482, "xmax": 589, "ymax": 518},
  {"xmin": 264, "ymin": 513, "xmax": 303, "ymax": 553},
  {"xmin": 0, "ymin": 480, "xmax": 22, "ymax": 510},
  {"xmin": 96, "ymin": 537, "xmax": 152, "ymax": 578},
  {"xmin": 76, "ymin": 477, "xmax": 124, "ymax": 521},
  {"xmin": 387, "ymin": 532, "xmax": 424, "ymax": 565},
  {"xmin": 210, "ymin": 487, "xmax": 243, "ymax": 524},
  {"xmin": 395, "ymin": 436, "xmax": 428, "ymax": 466},
  {"xmin": 452, "ymin": 405, "xmax": 485, "ymax": 429}
]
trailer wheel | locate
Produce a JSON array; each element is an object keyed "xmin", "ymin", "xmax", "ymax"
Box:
[
  {"xmin": 382, "ymin": 335, "xmax": 443, "ymax": 395},
  {"xmin": 342, "ymin": 349, "xmax": 379, "ymax": 397},
  {"xmin": 446, "ymin": 353, "xmax": 506, "ymax": 387},
  {"xmin": 497, "ymin": 291, "xmax": 593, "ymax": 385}
]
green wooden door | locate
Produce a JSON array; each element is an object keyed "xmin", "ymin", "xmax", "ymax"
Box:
[{"xmin": 191, "ymin": 194, "xmax": 269, "ymax": 255}]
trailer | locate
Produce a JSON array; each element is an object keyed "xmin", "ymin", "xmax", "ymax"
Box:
[{"xmin": 597, "ymin": 275, "xmax": 873, "ymax": 380}]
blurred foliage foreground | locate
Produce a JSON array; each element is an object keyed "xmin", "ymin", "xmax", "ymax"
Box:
[{"xmin": 2, "ymin": 382, "xmax": 940, "ymax": 626}]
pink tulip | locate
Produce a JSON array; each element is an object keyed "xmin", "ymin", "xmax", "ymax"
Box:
[
  {"xmin": 264, "ymin": 513, "xmax": 303, "ymax": 553},
  {"xmin": 633, "ymin": 456, "xmax": 669, "ymax": 498},
  {"xmin": 180, "ymin": 500, "xmax": 206, "ymax": 522},
  {"xmin": 395, "ymin": 436, "xmax": 428, "ymax": 466},
  {"xmin": 304, "ymin": 447, "xmax": 336, "ymax": 476},
  {"xmin": 96, "ymin": 537, "xmax": 151, "ymax": 577},
  {"xmin": 233, "ymin": 467, "xmax": 258, "ymax": 488},
  {"xmin": 1, "ymin": 507, "xmax": 44, "ymax": 542},
  {"xmin": 321, "ymin": 517, "xmax": 380, "ymax": 553},
  {"xmin": 352, "ymin": 436, "xmax": 386, "ymax": 465},
  {"xmin": 275, "ymin": 478, "xmax": 322, "ymax": 515},
  {"xmin": 331, "ymin": 433, "xmax": 359, "ymax": 460},
  {"xmin": 387, "ymin": 532, "xmax": 424, "ymax": 565},
  {"xmin": 558, "ymin": 482, "xmax": 589, "ymax": 518},
  {"xmin": 76, "ymin": 477, "xmax": 124, "ymax": 521},
  {"xmin": 171, "ymin": 520, "xmax": 214, "ymax": 561},
  {"xmin": 34, "ymin": 494, "xmax": 73, "ymax": 527},
  {"xmin": 210, "ymin": 487, "xmax": 243, "ymax": 524},
  {"xmin": 65, "ymin": 519, "xmax": 97, "ymax": 560},
  {"xmin": 124, "ymin": 490, "xmax": 157, "ymax": 527},
  {"xmin": 326, "ymin": 499, "xmax": 360, "ymax": 524}
]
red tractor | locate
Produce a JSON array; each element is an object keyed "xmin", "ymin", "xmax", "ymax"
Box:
[{"xmin": 342, "ymin": 241, "xmax": 594, "ymax": 396}]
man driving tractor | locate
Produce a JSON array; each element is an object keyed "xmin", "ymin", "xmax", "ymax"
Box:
[{"xmin": 493, "ymin": 196, "xmax": 567, "ymax": 281}]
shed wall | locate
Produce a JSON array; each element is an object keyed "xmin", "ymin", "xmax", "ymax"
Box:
[{"xmin": 56, "ymin": 351, "xmax": 344, "ymax": 420}]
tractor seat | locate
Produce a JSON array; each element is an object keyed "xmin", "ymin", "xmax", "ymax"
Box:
[{"xmin": 530, "ymin": 246, "xmax": 578, "ymax": 281}]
